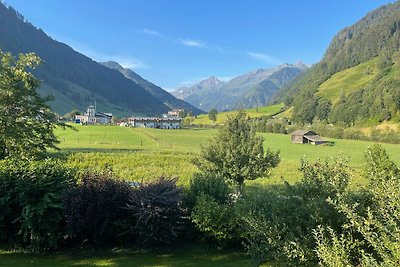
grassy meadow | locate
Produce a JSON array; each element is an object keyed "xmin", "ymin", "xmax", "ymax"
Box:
[
  {"xmin": 5, "ymin": 124, "xmax": 400, "ymax": 267},
  {"xmin": 55, "ymin": 124, "xmax": 400, "ymax": 186},
  {"xmin": 192, "ymin": 103, "xmax": 283, "ymax": 125},
  {"xmin": 317, "ymin": 57, "xmax": 379, "ymax": 104}
]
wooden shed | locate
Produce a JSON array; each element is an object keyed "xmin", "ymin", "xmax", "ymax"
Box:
[{"xmin": 290, "ymin": 130, "xmax": 326, "ymax": 145}]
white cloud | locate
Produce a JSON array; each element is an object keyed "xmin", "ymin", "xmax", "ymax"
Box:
[
  {"xmin": 115, "ymin": 57, "xmax": 148, "ymax": 70},
  {"xmin": 180, "ymin": 39, "xmax": 208, "ymax": 49},
  {"xmin": 247, "ymin": 51, "xmax": 283, "ymax": 65},
  {"xmin": 143, "ymin": 28, "xmax": 166, "ymax": 38},
  {"xmin": 217, "ymin": 76, "xmax": 233, "ymax": 82}
]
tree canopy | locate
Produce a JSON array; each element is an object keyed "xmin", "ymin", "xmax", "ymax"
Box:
[
  {"xmin": 208, "ymin": 108, "xmax": 218, "ymax": 124},
  {"xmin": 0, "ymin": 50, "xmax": 65, "ymax": 159},
  {"xmin": 194, "ymin": 110, "xmax": 280, "ymax": 192}
]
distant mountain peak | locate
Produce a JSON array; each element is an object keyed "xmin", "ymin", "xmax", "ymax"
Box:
[
  {"xmin": 199, "ymin": 76, "xmax": 224, "ymax": 87},
  {"xmin": 294, "ymin": 61, "xmax": 309, "ymax": 68},
  {"xmin": 172, "ymin": 63, "xmax": 308, "ymax": 111},
  {"xmin": 101, "ymin": 60, "xmax": 123, "ymax": 70}
]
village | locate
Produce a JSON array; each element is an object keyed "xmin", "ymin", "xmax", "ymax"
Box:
[{"xmin": 74, "ymin": 104, "xmax": 183, "ymax": 129}]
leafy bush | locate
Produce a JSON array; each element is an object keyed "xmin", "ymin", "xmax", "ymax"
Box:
[
  {"xmin": 186, "ymin": 173, "xmax": 232, "ymax": 208},
  {"xmin": 63, "ymin": 171, "xmax": 132, "ymax": 245},
  {"xmin": 123, "ymin": 177, "xmax": 187, "ymax": 246},
  {"xmin": 314, "ymin": 145, "xmax": 400, "ymax": 266},
  {"xmin": 0, "ymin": 158, "xmax": 74, "ymax": 252},
  {"xmin": 239, "ymin": 189, "xmax": 312, "ymax": 265},
  {"xmin": 241, "ymin": 156, "xmax": 351, "ymax": 266},
  {"xmin": 191, "ymin": 193, "xmax": 240, "ymax": 246}
]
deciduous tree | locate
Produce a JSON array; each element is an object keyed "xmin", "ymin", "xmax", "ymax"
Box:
[
  {"xmin": 208, "ymin": 108, "xmax": 218, "ymax": 124},
  {"xmin": 0, "ymin": 50, "xmax": 65, "ymax": 159},
  {"xmin": 194, "ymin": 110, "xmax": 280, "ymax": 193}
]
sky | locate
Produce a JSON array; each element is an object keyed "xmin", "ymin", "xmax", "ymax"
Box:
[{"xmin": 3, "ymin": 0, "xmax": 396, "ymax": 90}]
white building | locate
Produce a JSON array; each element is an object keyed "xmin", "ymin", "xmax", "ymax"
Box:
[
  {"xmin": 75, "ymin": 105, "xmax": 112, "ymax": 124},
  {"xmin": 128, "ymin": 117, "xmax": 181, "ymax": 129}
]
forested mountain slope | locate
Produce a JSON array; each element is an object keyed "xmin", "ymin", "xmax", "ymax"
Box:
[
  {"xmin": 101, "ymin": 61, "xmax": 203, "ymax": 115},
  {"xmin": 278, "ymin": 1, "xmax": 400, "ymax": 124},
  {"xmin": 0, "ymin": 3, "xmax": 171, "ymax": 117}
]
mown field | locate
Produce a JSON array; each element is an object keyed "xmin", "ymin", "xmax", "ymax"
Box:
[
  {"xmin": 55, "ymin": 124, "xmax": 400, "ymax": 186},
  {"xmin": 192, "ymin": 103, "xmax": 283, "ymax": 125}
]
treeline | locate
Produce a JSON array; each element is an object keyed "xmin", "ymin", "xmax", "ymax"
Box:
[
  {"xmin": 252, "ymin": 116, "xmax": 400, "ymax": 144},
  {"xmin": 252, "ymin": 117, "xmax": 400, "ymax": 144}
]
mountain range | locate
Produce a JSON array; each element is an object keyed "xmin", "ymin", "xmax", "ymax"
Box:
[
  {"xmin": 172, "ymin": 63, "xmax": 308, "ymax": 112},
  {"xmin": 100, "ymin": 61, "xmax": 203, "ymax": 115},
  {"xmin": 0, "ymin": 3, "xmax": 201, "ymax": 117}
]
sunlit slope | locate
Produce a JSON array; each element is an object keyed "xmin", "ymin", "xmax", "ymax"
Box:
[
  {"xmin": 317, "ymin": 57, "xmax": 379, "ymax": 104},
  {"xmin": 193, "ymin": 103, "xmax": 283, "ymax": 125}
]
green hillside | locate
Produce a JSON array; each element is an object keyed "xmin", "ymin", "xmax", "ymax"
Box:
[
  {"xmin": 193, "ymin": 103, "xmax": 283, "ymax": 125},
  {"xmin": 317, "ymin": 57, "xmax": 379, "ymax": 104},
  {"xmin": 278, "ymin": 1, "xmax": 400, "ymax": 125}
]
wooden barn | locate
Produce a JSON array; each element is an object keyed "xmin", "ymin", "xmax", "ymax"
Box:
[{"xmin": 290, "ymin": 130, "xmax": 326, "ymax": 145}]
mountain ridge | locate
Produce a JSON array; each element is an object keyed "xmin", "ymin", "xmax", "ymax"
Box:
[
  {"xmin": 172, "ymin": 63, "xmax": 308, "ymax": 111},
  {"xmin": 100, "ymin": 61, "xmax": 204, "ymax": 115},
  {"xmin": 0, "ymin": 3, "xmax": 193, "ymax": 117}
]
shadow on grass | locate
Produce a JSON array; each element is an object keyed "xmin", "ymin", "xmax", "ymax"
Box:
[
  {"xmin": 0, "ymin": 244, "xmax": 258, "ymax": 267},
  {"xmin": 48, "ymin": 147, "xmax": 145, "ymax": 157}
]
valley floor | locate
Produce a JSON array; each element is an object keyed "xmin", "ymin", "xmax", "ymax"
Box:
[{"xmin": 55, "ymin": 125, "xmax": 400, "ymax": 186}]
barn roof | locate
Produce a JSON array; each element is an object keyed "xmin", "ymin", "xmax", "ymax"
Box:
[
  {"xmin": 290, "ymin": 130, "xmax": 316, "ymax": 136},
  {"xmin": 303, "ymin": 135, "xmax": 325, "ymax": 142}
]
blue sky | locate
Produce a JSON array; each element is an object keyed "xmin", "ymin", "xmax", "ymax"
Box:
[{"xmin": 4, "ymin": 0, "xmax": 395, "ymax": 90}]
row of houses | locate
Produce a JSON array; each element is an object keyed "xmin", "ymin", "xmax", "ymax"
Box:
[
  {"xmin": 74, "ymin": 106, "xmax": 327, "ymax": 144},
  {"xmin": 75, "ymin": 105, "xmax": 182, "ymax": 129},
  {"xmin": 128, "ymin": 109, "xmax": 183, "ymax": 129},
  {"xmin": 128, "ymin": 117, "xmax": 182, "ymax": 129}
]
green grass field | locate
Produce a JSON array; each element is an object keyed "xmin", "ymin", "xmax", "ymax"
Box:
[
  {"xmin": 6, "ymin": 124, "xmax": 399, "ymax": 266},
  {"xmin": 55, "ymin": 125, "xmax": 400, "ymax": 186},
  {"xmin": 192, "ymin": 103, "xmax": 283, "ymax": 125}
]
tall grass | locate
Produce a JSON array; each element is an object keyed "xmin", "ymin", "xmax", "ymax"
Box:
[{"xmin": 55, "ymin": 125, "xmax": 400, "ymax": 186}]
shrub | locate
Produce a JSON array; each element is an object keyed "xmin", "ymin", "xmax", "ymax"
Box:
[
  {"xmin": 241, "ymin": 156, "xmax": 351, "ymax": 266},
  {"xmin": 314, "ymin": 145, "xmax": 400, "ymax": 266},
  {"xmin": 191, "ymin": 194, "xmax": 240, "ymax": 246},
  {"xmin": 186, "ymin": 173, "xmax": 232, "ymax": 208},
  {"xmin": 63, "ymin": 171, "xmax": 132, "ymax": 245},
  {"xmin": 124, "ymin": 177, "xmax": 187, "ymax": 246},
  {"xmin": 0, "ymin": 158, "xmax": 74, "ymax": 252}
]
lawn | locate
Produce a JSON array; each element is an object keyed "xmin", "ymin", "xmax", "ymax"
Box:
[{"xmin": 0, "ymin": 245, "xmax": 277, "ymax": 267}]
